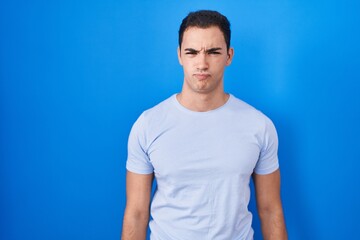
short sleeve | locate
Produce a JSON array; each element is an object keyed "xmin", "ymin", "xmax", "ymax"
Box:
[
  {"xmin": 254, "ymin": 116, "xmax": 279, "ymax": 175},
  {"xmin": 126, "ymin": 114, "xmax": 154, "ymax": 174}
]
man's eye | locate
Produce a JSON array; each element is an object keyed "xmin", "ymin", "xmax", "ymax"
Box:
[
  {"xmin": 185, "ymin": 52, "xmax": 197, "ymax": 55},
  {"xmin": 208, "ymin": 52, "xmax": 221, "ymax": 55}
]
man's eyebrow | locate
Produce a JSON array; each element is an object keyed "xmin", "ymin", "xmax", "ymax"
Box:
[
  {"xmin": 184, "ymin": 48, "xmax": 199, "ymax": 52},
  {"xmin": 184, "ymin": 47, "xmax": 223, "ymax": 52},
  {"xmin": 205, "ymin": 48, "xmax": 222, "ymax": 52}
]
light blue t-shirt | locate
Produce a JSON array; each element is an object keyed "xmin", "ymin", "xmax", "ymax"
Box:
[{"xmin": 126, "ymin": 94, "xmax": 279, "ymax": 240}]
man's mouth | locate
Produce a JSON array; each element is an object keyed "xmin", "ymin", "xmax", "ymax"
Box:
[{"xmin": 193, "ymin": 73, "xmax": 210, "ymax": 80}]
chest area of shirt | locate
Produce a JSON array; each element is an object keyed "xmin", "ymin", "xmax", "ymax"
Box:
[{"xmin": 147, "ymin": 122, "xmax": 261, "ymax": 182}]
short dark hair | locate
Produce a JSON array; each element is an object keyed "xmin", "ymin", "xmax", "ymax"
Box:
[{"xmin": 178, "ymin": 10, "xmax": 231, "ymax": 50}]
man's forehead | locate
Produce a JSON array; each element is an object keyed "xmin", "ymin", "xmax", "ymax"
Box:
[{"xmin": 181, "ymin": 26, "xmax": 226, "ymax": 49}]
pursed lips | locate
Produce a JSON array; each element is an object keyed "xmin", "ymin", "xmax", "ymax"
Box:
[{"xmin": 193, "ymin": 73, "xmax": 211, "ymax": 80}]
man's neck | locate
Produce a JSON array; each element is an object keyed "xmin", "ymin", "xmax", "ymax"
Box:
[{"xmin": 176, "ymin": 91, "xmax": 230, "ymax": 112}]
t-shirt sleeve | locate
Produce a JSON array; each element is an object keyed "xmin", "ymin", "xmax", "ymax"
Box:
[
  {"xmin": 126, "ymin": 114, "xmax": 154, "ymax": 174},
  {"xmin": 254, "ymin": 116, "xmax": 280, "ymax": 175}
]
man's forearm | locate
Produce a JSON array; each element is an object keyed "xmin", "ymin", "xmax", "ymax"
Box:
[
  {"xmin": 121, "ymin": 210, "xmax": 149, "ymax": 240},
  {"xmin": 259, "ymin": 208, "xmax": 287, "ymax": 240}
]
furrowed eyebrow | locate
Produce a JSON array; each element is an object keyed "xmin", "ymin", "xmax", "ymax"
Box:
[
  {"xmin": 184, "ymin": 48, "xmax": 223, "ymax": 53},
  {"xmin": 205, "ymin": 48, "xmax": 222, "ymax": 53},
  {"xmin": 184, "ymin": 48, "xmax": 199, "ymax": 53}
]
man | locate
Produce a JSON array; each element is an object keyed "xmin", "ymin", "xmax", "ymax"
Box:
[{"xmin": 122, "ymin": 10, "xmax": 287, "ymax": 240}]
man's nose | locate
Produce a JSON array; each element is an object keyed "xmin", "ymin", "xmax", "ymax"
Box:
[{"xmin": 196, "ymin": 52, "xmax": 209, "ymax": 70}]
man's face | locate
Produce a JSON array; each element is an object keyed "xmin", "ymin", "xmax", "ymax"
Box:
[{"xmin": 178, "ymin": 26, "xmax": 234, "ymax": 95}]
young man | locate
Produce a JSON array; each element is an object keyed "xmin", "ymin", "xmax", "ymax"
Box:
[{"xmin": 122, "ymin": 10, "xmax": 287, "ymax": 240}]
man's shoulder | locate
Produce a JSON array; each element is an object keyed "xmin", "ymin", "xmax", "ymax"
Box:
[
  {"xmin": 143, "ymin": 94, "xmax": 174, "ymax": 114},
  {"xmin": 229, "ymin": 94, "xmax": 255, "ymax": 110},
  {"xmin": 228, "ymin": 94, "xmax": 273, "ymax": 126},
  {"xmin": 229, "ymin": 94, "xmax": 262, "ymax": 115},
  {"xmin": 137, "ymin": 94, "xmax": 175, "ymax": 125}
]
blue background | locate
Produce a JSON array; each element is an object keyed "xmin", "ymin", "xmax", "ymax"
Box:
[{"xmin": 1, "ymin": 0, "xmax": 359, "ymax": 239}]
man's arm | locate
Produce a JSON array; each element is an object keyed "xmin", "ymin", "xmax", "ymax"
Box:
[
  {"xmin": 253, "ymin": 169, "xmax": 287, "ymax": 240},
  {"xmin": 121, "ymin": 171, "xmax": 154, "ymax": 240}
]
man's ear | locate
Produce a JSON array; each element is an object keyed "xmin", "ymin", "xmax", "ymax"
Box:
[
  {"xmin": 226, "ymin": 47, "xmax": 234, "ymax": 66},
  {"xmin": 177, "ymin": 47, "xmax": 183, "ymax": 66}
]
